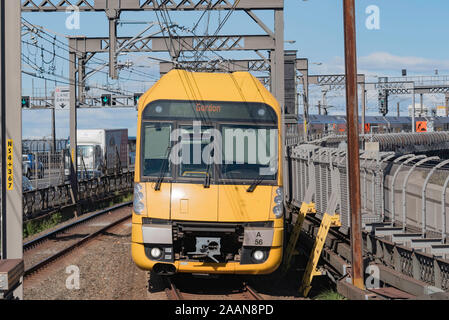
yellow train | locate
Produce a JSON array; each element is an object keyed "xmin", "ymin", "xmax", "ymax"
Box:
[{"xmin": 131, "ymin": 69, "xmax": 284, "ymax": 275}]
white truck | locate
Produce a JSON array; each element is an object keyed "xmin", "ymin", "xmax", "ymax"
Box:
[{"xmin": 65, "ymin": 129, "xmax": 129, "ymax": 179}]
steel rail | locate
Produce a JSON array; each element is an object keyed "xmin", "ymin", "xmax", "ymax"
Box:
[
  {"xmin": 244, "ymin": 283, "xmax": 264, "ymax": 300},
  {"xmin": 165, "ymin": 277, "xmax": 183, "ymax": 300},
  {"xmin": 23, "ymin": 201, "xmax": 132, "ymax": 251},
  {"xmin": 24, "ymin": 207, "xmax": 132, "ymax": 277}
]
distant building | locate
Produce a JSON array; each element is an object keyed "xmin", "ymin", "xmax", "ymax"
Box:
[
  {"xmin": 408, "ymin": 104, "xmax": 429, "ymax": 117},
  {"xmin": 436, "ymin": 105, "xmax": 448, "ymax": 117}
]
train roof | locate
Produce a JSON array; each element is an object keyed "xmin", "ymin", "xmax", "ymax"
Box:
[{"xmin": 138, "ymin": 69, "xmax": 280, "ymax": 114}]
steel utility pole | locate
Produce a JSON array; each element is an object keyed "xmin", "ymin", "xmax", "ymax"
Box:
[{"xmin": 343, "ymin": 0, "xmax": 364, "ymax": 290}]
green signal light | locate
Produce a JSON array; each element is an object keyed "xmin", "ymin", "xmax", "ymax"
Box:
[
  {"xmin": 133, "ymin": 93, "xmax": 143, "ymax": 106},
  {"xmin": 21, "ymin": 96, "xmax": 30, "ymax": 108}
]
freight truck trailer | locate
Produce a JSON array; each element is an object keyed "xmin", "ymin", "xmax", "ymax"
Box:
[{"xmin": 65, "ymin": 128, "xmax": 129, "ymax": 179}]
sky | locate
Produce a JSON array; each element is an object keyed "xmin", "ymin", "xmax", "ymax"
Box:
[{"xmin": 21, "ymin": 0, "xmax": 449, "ymax": 139}]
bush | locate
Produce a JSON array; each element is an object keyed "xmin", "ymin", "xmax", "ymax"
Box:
[
  {"xmin": 23, "ymin": 212, "xmax": 63, "ymax": 238},
  {"xmin": 314, "ymin": 289, "xmax": 346, "ymax": 300}
]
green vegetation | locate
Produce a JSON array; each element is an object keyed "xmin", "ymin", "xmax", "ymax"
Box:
[
  {"xmin": 108, "ymin": 192, "xmax": 133, "ymax": 207},
  {"xmin": 23, "ymin": 191, "xmax": 133, "ymax": 239},
  {"xmin": 314, "ymin": 289, "xmax": 346, "ymax": 300},
  {"xmin": 23, "ymin": 212, "xmax": 63, "ymax": 238}
]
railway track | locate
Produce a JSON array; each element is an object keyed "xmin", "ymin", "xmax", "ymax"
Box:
[
  {"xmin": 164, "ymin": 276, "xmax": 264, "ymax": 300},
  {"xmin": 23, "ymin": 201, "xmax": 132, "ymax": 278}
]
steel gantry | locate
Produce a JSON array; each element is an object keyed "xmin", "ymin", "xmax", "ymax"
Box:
[
  {"xmin": 21, "ymin": 0, "xmax": 285, "ymax": 98},
  {"xmin": 22, "ymin": 0, "xmax": 286, "ymax": 207},
  {"xmin": 159, "ymin": 58, "xmax": 271, "ymax": 74},
  {"xmin": 21, "ymin": 0, "xmax": 284, "ymax": 11},
  {"xmin": 296, "ymin": 64, "xmax": 367, "ymax": 137},
  {"xmin": 365, "ymin": 78, "xmax": 449, "ymax": 132}
]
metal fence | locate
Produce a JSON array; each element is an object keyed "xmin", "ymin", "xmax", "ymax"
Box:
[
  {"xmin": 287, "ymin": 144, "xmax": 392, "ymax": 234},
  {"xmin": 365, "ymin": 232, "xmax": 449, "ymax": 292},
  {"xmin": 22, "ymin": 171, "xmax": 134, "ymax": 221},
  {"xmin": 23, "ymin": 151, "xmax": 67, "ymax": 190},
  {"xmin": 22, "ymin": 139, "xmax": 69, "ymax": 153},
  {"xmin": 286, "ymin": 143, "xmax": 449, "ymax": 291}
]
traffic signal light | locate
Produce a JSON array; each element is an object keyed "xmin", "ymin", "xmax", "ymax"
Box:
[
  {"xmin": 101, "ymin": 94, "xmax": 111, "ymax": 106},
  {"xmin": 21, "ymin": 96, "xmax": 30, "ymax": 108},
  {"xmin": 134, "ymin": 93, "xmax": 142, "ymax": 106},
  {"xmin": 378, "ymin": 90, "xmax": 388, "ymax": 116}
]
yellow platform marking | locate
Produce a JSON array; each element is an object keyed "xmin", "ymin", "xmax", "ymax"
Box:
[
  {"xmin": 281, "ymin": 202, "xmax": 316, "ymax": 274},
  {"xmin": 299, "ymin": 213, "xmax": 341, "ymax": 297}
]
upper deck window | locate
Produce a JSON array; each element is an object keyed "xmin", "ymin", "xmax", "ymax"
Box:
[{"xmin": 142, "ymin": 100, "xmax": 277, "ymax": 124}]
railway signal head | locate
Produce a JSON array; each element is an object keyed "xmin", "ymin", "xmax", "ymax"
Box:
[
  {"xmin": 21, "ymin": 96, "xmax": 30, "ymax": 108},
  {"xmin": 134, "ymin": 93, "xmax": 143, "ymax": 106},
  {"xmin": 378, "ymin": 90, "xmax": 389, "ymax": 116},
  {"xmin": 101, "ymin": 94, "xmax": 112, "ymax": 106}
]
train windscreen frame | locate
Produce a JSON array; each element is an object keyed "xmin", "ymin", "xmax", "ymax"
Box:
[{"xmin": 142, "ymin": 100, "xmax": 277, "ymax": 124}]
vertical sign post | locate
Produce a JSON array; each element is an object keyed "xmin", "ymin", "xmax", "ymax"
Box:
[{"xmin": 0, "ymin": 0, "xmax": 23, "ymax": 299}]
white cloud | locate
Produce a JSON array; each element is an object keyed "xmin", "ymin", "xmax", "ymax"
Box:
[
  {"xmin": 315, "ymin": 52, "xmax": 449, "ymax": 76},
  {"xmin": 358, "ymin": 52, "xmax": 449, "ymax": 74}
]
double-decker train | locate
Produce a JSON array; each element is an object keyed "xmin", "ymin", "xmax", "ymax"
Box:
[{"xmin": 132, "ymin": 70, "xmax": 284, "ymax": 275}]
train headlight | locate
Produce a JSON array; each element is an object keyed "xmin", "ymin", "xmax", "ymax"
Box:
[
  {"xmin": 133, "ymin": 183, "xmax": 145, "ymax": 215},
  {"xmin": 275, "ymin": 187, "xmax": 283, "ymax": 197},
  {"xmin": 273, "ymin": 205, "xmax": 283, "ymax": 218},
  {"xmin": 150, "ymin": 247, "xmax": 162, "ymax": 259},
  {"xmin": 274, "ymin": 195, "xmax": 282, "ymax": 204},
  {"xmin": 252, "ymin": 250, "xmax": 265, "ymax": 262}
]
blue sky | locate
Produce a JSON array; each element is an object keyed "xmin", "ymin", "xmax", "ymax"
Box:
[{"xmin": 21, "ymin": 0, "xmax": 449, "ymax": 138}]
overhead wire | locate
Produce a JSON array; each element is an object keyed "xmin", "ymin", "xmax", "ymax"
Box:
[{"xmin": 21, "ymin": 17, "xmax": 159, "ymax": 82}]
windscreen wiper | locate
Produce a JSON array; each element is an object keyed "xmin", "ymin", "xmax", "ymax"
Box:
[
  {"xmin": 246, "ymin": 175, "xmax": 264, "ymax": 193},
  {"xmin": 154, "ymin": 146, "xmax": 171, "ymax": 191},
  {"xmin": 203, "ymin": 152, "xmax": 213, "ymax": 188}
]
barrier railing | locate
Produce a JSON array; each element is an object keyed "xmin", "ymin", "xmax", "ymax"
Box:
[
  {"xmin": 22, "ymin": 171, "xmax": 134, "ymax": 221},
  {"xmin": 288, "ymin": 144, "xmax": 391, "ymax": 234},
  {"xmin": 286, "ymin": 143, "xmax": 449, "ymax": 291}
]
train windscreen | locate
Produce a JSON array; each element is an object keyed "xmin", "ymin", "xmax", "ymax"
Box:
[{"xmin": 141, "ymin": 100, "xmax": 278, "ymax": 182}]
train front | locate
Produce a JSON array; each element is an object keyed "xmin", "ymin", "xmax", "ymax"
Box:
[{"xmin": 131, "ymin": 70, "xmax": 283, "ymax": 275}]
